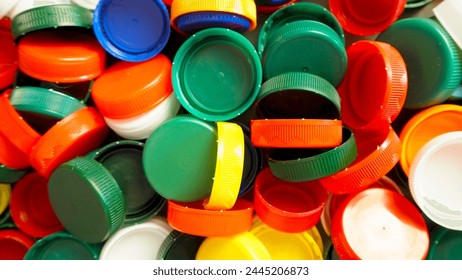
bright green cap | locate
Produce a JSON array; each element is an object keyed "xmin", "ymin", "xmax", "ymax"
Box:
[
  {"xmin": 172, "ymin": 28, "xmax": 262, "ymax": 121},
  {"xmin": 48, "ymin": 157, "xmax": 126, "ymax": 244},
  {"xmin": 376, "ymin": 18, "xmax": 462, "ymax": 109},
  {"xmin": 143, "ymin": 115, "xmax": 217, "ymax": 202},
  {"xmin": 24, "ymin": 231, "xmax": 102, "ymax": 260},
  {"xmin": 262, "ymin": 20, "xmax": 347, "ymax": 87}
]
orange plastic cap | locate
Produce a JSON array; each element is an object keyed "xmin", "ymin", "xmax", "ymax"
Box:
[
  {"xmin": 29, "ymin": 107, "xmax": 109, "ymax": 178},
  {"xmin": 92, "ymin": 54, "xmax": 173, "ymax": 119},
  {"xmin": 18, "ymin": 29, "xmax": 106, "ymax": 83},
  {"xmin": 167, "ymin": 199, "xmax": 254, "ymax": 237}
]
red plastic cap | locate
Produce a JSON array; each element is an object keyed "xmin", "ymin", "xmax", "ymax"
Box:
[
  {"xmin": 0, "ymin": 229, "xmax": 35, "ymax": 260},
  {"xmin": 0, "ymin": 18, "xmax": 18, "ymax": 90},
  {"xmin": 254, "ymin": 168, "xmax": 328, "ymax": 233},
  {"xmin": 329, "ymin": 0, "xmax": 406, "ymax": 36},
  {"xmin": 10, "ymin": 172, "xmax": 63, "ymax": 238}
]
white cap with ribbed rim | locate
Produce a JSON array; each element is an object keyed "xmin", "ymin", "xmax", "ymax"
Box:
[{"xmin": 434, "ymin": 0, "xmax": 462, "ymax": 51}]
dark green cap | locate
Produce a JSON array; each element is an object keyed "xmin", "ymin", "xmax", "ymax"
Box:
[
  {"xmin": 427, "ymin": 226, "xmax": 462, "ymax": 260},
  {"xmin": 376, "ymin": 18, "xmax": 462, "ymax": 109},
  {"xmin": 48, "ymin": 157, "xmax": 126, "ymax": 244},
  {"xmin": 0, "ymin": 164, "xmax": 28, "ymax": 184},
  {"xmin": 157, "ymin": 230, "xmax": 205, "ymax": 260}
]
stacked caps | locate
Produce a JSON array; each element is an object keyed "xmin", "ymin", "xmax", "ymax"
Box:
[{"xmin": 0, "ymin": 0, "xmax": 460, "ymax": 261}]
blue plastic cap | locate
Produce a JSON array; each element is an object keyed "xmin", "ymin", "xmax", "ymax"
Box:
[
  {"xmin": 93, "ymin": 0, "xmax": 171, "ymax": 62},
  {"xmin": 176, "ymin": 12, "xmax": 251, "ymax": 34}
]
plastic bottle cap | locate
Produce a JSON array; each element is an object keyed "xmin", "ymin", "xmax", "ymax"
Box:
[
  {"xmin": 237, "ymin": 122, "xmax": 262, "ymax": 197},
  {"xmin": 0, "ymin": 229, "xmax": 35, "ymax": 260},
  {"xmin": 89, "ymin": 140, "xmax": 166, "ymax": 225},
  {"xmin": 409, "ymin": 131, "xmax": 462, "ymax": 231},
  {"xmin": 171, "ymin": 0, "xmax": 257, "ymax": 34},
  {"xmin": 204, "ymin": 122, "xmax": 244, "ymax": 210},
  {"xmin": 48, "ymin": 156, "xmax": 126, "ymax": 243},
  {"xmin": 376, "ymin": 18, "xmax": 462, "ymax": 109},
  {"xmin": 399, "ymin": 104, "xmax": 462, "ymax": 176},
  {"xmin": 29, "ymin": 107, "xmax": 109, "ymax": 178},
  {"xmin": 99, "ymin": 217, "xmax": 172, "ymax": 260},
  {"xmin": 10, "ymin": 172, "xmax": 63, "ymax": 238},
  {"xmin": 104, "ymin": 93, "xmax": 180, "ymax": 140},
  {"xmin": 0, "ymin": 126, "xmax": 31, "ymax": 171},
  {"xmin": 172, "ymin": 28, "xmax": 262, "ymax": 121},
  {"xmin": 0, "ymin": 90, "xmax": 41, "ymax": 160},
  {"xmin": 18, "ymin": 29, "xmax": 106, "ymax": 83},
  {"xmin": 0, "ymin": 19, "xmax": 17, "ymax": 90},
  {"xmin": 250, "ymin": 218, "xmax": 323, "ymax": 260},
  {"xmin": 267, "ymin": 128, "xmax": 357, "ymax": 182},
  {"xmin": 329, "ymin": 0, "xmax": 406, "ymax": 36},
  {"xmin": 143, "ymin": 116, "xmax": 217, "ymax": 202},
  {"xmin": 11, "ymin": 4, "xmax": 92, "ymax": 39},
  {"xmin": 256, "ymin": 0, "xmax": 298, "ymax": 14},
  {"xmin": 254, "ymin": 168, "xmax": 328, "ymax": 233},
  {"xmin": 256, "ymin": 72, "xmax": 341, "ymax": 120},
  {"xmin": 427, "ymin": 226, "xmax": 462, "ymax": 260},
  {"xmin": 434, "ymin": 0, "xmax": 462, "ymax": 50},
  {"xmin": 167, "ymin": 199, "xmax": 254, "ymax": 237},
  {"xmin": 406, "ymin": 0, "xmax": 434, "ymax": 9},
  {"xmin": 24, "ymin": 231, "xmax": 102, "ymax": 260},
  {"xmin": 93, "ymin": 0, "xmax": 170, "ymax": 62},
  {"xmin": 92, "ymin": 54, "xmax": 172, "ymax": 120},
  {"xmin": 339, "ymin": 40, "xmax": 407, "ymax": 130},
  {"xmin": 10, "ymin": 86, "xmax": 86, "ymax": 120},
  {"xmin": 251, "ymin": 119, "xmax": 343, "ymax": 148},
  {"xmin": 320, "ymin": 126, "xmax": 402, "ymax": 194},
  {"xmin": 258, "ymin": 2, "xmax": 345, "ymax": 54},
  {"xmin": 0, "ymin": 184, "xmax": 11, "ymax": 216},
  {"xmin": 157, "ymin": 231, "xmax": 205, "ymax": 260},
  {"xmin": 331, "ymin": 188, "xmax": 429, "ymax": 260},
  {"xmin": 195, "ymin": 232, "xmax": 270, "ymax": 260},
  {"xmin": 262, "ymin": 20, "xmax": 346, "ymax": 87},
  {"xmin": 0, "ymin": 0, "xmax": 19, "ymax": 18},
  {"xmin": 71, "ymin": 0, "xmax": 100, "ymax": 10}
]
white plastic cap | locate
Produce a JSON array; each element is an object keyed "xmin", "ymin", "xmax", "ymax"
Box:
[
  {"xmin": 70, "ymin": 0, "xmax": 100, "ymax": 10},
  {"xmin": 434, "ymin": 0, "xmax": 462, "ymax": 51},
  {"xmin": 0, "ymin": 0, "xmax": 19, "ymax": 18},
  {"xmin": 8, "ymin": 0, "xmax": 71, "ymax": 19}
]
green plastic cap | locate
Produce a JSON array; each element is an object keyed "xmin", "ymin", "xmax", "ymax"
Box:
[
  {"xmin": 376, "ymin": 18, "xmax": 462, "ymax": 109},
  {"xmin": 48, "ymin": 157, "xmax": 126, "ymax": 244},
  {"xmin": 157, "ymin": 230, "xmax": 205, "ymax": 260},
  {"xmin": 143, "ymin": 115, "xmax": 217, "ymax": 202}
]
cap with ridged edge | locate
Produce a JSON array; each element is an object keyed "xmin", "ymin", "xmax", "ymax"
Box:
[
  {"xmin": 167, "ymin": 199, "xmax": 254, "ymax": 237},
  {"xmin": 71, "ymin": 0, "xmax": 100, "ymax": 10},
  {"xmin": 8, "ymin": 0, "xmax": 74, "ymax": 21},
  {"xmin": 157, "ymin": 230, "xmax": 205, "ymax": 260},
  {"xmin": 99, "ymin": 217, "xmax": 172, "ymax": 260},
  {"xmin": 399, "ymin": 104, "xmax": 462, "ymax": 176},
  {"xmin": 256, "ymin": 72, "xmax": 341, "ymax": 120},
  {"xmin": 196, "ymin": 231, "xmax": 270, "ymax": 260},
  {"xmin": 406, "ymin": 0, "xmax": 433, "ymax": 9},
  {"xmin": 339, "ymin": 40, "xmax": 407, "ymax": 130},
  {"xmin": 175, "ymin": 12, "xmax": 251, "ymax": 34},
  {"xmin": 376, "ymin": 18, "xmax": 462, "ymax": 109},
  {"xmin": 143, "ymin": 115, "xmax": 217, "ymax": 202},
  {"xmin": 29, "ymin": 107, "xmax": 109, "ymax": 178},
  {"xmin": 320, "ymin": 126, "xmax": 402, "ymax": 195},
  {"xmin": 171, "ymin": 0, "xmax": 257, "ymax": 33},
  {"xmin": 92, "ymin": 54, "xmax": 172, "ymax": 120},
  {"xmin": 48, "ymin": 156, "xmax": 126, "ymax": 243},
  {"xmin": 0, "ymin": 90, "xmax": 41, "ymax": 160},
  {"xmin": 204, "ymin": 122, "xmax": 244, "ymax": 210},
  {"xmin": 427, "ymin": 226, "xmax": 462, "ymax": 260},
  {"xmin": 251, "ymin": 119, "xmax": 343, "ymax": 148},
  {"xmin": 18, "ymin": 29, "xmax": 106, "ymax": 83},
  {"xmin": 103, "ymin": 92, "xmax": 180, "ymax": 140},
  {"xmin": 10, "ymin": 172, "xmax": 63, "ymax": 238},
  {"xmin": 331, "ymin": 188, "xmax": 429, "ymax": 260},
  {"xmin": 254, "ymin": 168, "xmax": 328, "ymax": 233},
  {"xmin": 258, "ymin": 2, "xmax": 344, "ymax": 55},
  {"xmin": 262, "ymin": 20, "xmax": 347, "ymax": 86},
  {"xmin": 329, "ymin": 0, "xmax": 406, "ymax": 36},
  {"xmin": 267, "ymin": 128, "xmax": 357, "ymax": 182},
  {"xmin": 172, "ymin": 28, "xmax": 262, "ymax": 122},
  {"xmin": 88, "ymin": 140, "xmax": 166, "ymax": 226},
  {"xmin": 10, "ymin": 86, "xmax": 86, "ymax": 120},
  {"xmin": 250, "ymin": 217, "xmax": 323, "ymax": 260},
  {"xmin": 0, "ymin": 228, "xmax": 36, "ymax": 259},
  {"xmin": 93, "ymin": 0, "xmax": 170, "ymax": 62},
  {"xmin": 24, "ymin": 231, "xmax": 102, "ymax": 260},
  {"xmin": 0, "ymin": 184, "xmax": 11, "ymax": 216},
  {"xmin": 433, "ymin": 0, "xmax": 462, "ymax": 53},
  {"xmin": 0, "ymin": 19, "xmax": 18, "ymax": 90},
  {"xmin": 11, "ymin": 4, "xmax": 93, "ymax": 39}
]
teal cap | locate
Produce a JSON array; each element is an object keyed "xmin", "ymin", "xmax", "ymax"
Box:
[
  {"xmin": 143, "ymin": 115, "xmax": 217, "ymax": 202},
  {"xmin": 172, "ymin": 28, "xmax": 262, "ymax": 121}
]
